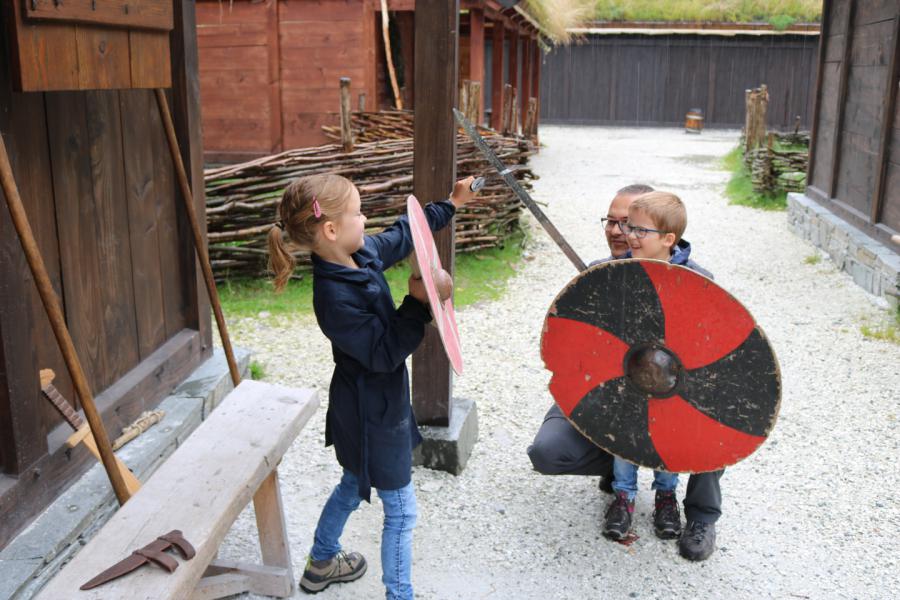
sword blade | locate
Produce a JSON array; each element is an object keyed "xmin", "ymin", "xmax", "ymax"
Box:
[
  {"xmin": 453, "ymin": 109, "xmax": 587, "ymax": 272},
  {"xmin": 42, "ymin": 382, "xmax": 85, "ymax": 430}
]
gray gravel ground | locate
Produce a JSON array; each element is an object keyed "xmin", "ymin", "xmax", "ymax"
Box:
[{"xmin": 217, "ymin": 126, "xmax": 900, "ymax": 599}]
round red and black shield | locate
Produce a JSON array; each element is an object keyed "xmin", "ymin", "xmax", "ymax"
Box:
[{"xmin": 541, "ymin": 259, "xmax": 781, "ymax": 473}]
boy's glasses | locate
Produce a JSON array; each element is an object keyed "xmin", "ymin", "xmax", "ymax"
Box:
[{"xmin": 618, "ymin": 223, "xmax": 666, "ymax": 239}]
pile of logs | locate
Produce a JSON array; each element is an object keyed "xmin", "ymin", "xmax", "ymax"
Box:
[
  {"xmin": 205, "ymin": 134, "xmax": 535, "ymax": 281},
  {"xmin": 322, "ymin": 110, "xmax": 415, "ymax": 144}
]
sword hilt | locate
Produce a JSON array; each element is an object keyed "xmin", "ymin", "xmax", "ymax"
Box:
[{"xmin": 40, "ymin": 369, "xmax": 85, "ymax": 430}]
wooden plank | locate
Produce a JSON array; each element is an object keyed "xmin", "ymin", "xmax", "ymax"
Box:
[
  {"xmin": 412, "ymin": 0, "xmax": 458, "ymax": 426},
  {"xmin": 807, "ymin": 0, "xmax": 833, "ymax": 187},
  {"xmin": 5, "ymin": 1, "xmax": 79, "ymax": 91},
  {"xmin": 281, "ymin": 67, "xmax": 367, "ymax": 89},
  {"xmin": 35, "ymin": 381, "xmax": 319, "ymax": 600},
  {"xmin": 75, "ymin": 25, "xmax": 132, "ymax": 89},
  {"xmin": 196, "ymin": 0, "xmax": 269, "ymax": 24},
  {"xmin": 850, "ymin": 19, "xmax": 894, "ymax": 67},
  {"xmin": 490, "ymin": 20, "xmax": 505, "ymax": 130},
  {"xmin": 829, "ymin": 0, "xmax": 856, "ymax": 198},
  {"xmin": 45, "ymin": 92, "xmax": 108, "ymax": 395},
  {"xmin": 363, "ymin": 0, "xmax": 378, "ymax": 110},
  {"xmin": 278, "ymin": 21, "xmax": 364, "ymax": 47},
  {"xmin": 119, "ymin": 90, "xmax": 168, "ymax": 361},
  {"xmin": 267, "ymin": 0, "xmax": 284, "ymax": 153},
  {"xmin": 130, "ymin": 30, "xmax": 173, "ymax": 88},
  {"xmin": 519, "ymin": 36, "xmax": 530, "ymax": 132},
  {"xmin": 196, "ymin": 23, "xmax": 269, "ymax": 48},
  {"xmin": 170, "ymin": 0, "xmax": 212, "ymax": 350},
  {"xmin": 25, "ymin": 0, "xmax": 173, "ymax": 31},
  {"xmin": 469, "ymin": 9, "xmax": 485, "ymax": 124},
  {"xmin": 84, "ymin": 90, "xmax": 141, "ymax": 388},
  {"xmin": 279, "ymin": 0, "xmax": 363, "ymax": 22},
  {"xmin": 882, "ymin": 160, "xmax": 900, "ymax": 232},
  {"xmin": 854, "ymin": 0, "xmax": 897, "ymax": 26},
  {"xmin": 281, "ymin": 88, "xmax": 346, "ymax": 114},
  {"xmin": 252, "ymin": 471, "xmax": 293, "ymax": 590},
  {"xmin": 281, "ymin": 112, "xmax": 337, "ymax": 148},
  {"xmin": 280, "ymin": 46, "xmax": 364, "ymax": 67},
  {"xmin": 835, "ymin": 129, "xmax": 879, "ymax": 215},
  {"xmin": 197, "ymin": 46, "xmax": 271, "ymax": 70},
  {"xmin": 872, "ymin": 14, "xmax": 900, "ymax": 224}
]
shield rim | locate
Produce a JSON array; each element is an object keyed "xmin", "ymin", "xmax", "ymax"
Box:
[{"xmin": 407, "ymin": 195, "xmax": 464, "ymax": 375}]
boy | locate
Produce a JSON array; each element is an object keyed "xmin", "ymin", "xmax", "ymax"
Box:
[{"xmin": 602, "ymin": 191, "xmax": 721, "ymax": 561}]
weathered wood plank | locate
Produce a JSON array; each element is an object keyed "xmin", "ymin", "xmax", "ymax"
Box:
[
  {"xmin": 130, "ymin": 30, "xmax": 173, "ymax": 88},
  {"xmin": 5, "ymin": 2, "xmax": 79, "ymax": 91},
  {"xmin": 25, "ymin": 0, "xmax": 173, "ymax": 31},
  {"xmin": 75, "ymin": 25, "xmax": 132, "ymax": 89},
  {"xmin": 34, "ymin": 381, "xmax": 318, "ymax": 600}
]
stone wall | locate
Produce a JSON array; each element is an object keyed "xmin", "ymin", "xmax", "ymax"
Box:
[{"xmin": 787, "ymin": 193, "xmax": 900, "ymax": 306}]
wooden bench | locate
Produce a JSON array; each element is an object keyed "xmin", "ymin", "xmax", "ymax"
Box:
[{"xmin": 36, "ymin": 379, "xmax": 318, "ymax": 600}]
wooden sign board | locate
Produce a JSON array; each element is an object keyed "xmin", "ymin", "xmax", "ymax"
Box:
[{"xmin": 4, "ymin": 0, "xmax": 173, "ymax": 91}]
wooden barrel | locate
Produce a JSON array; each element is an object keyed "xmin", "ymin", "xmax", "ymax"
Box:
[{"xmin": 685, "ymin": 108, "xmax": 704, "ymax": 134}]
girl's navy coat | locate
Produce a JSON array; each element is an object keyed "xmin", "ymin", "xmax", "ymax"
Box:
[{"xmin": 312, "ymin": 200, "xmax": 456, "ymax": 501}]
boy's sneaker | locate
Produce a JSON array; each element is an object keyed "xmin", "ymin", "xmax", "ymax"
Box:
[
  {"xmin": 602, "ymin": 491, "xmax": 634, "ymax": 540},
  {"xmin": 300, "ymin": 550, "xmax": 367, "ymax": 594},
  {"xmin": 652, "ymin": 491, "xmax": 682, "ymax": 539},
  {"xmin": 678, "ymin": 521, "xmax": 716, "ymax": 561},
  {"xmin": 598, "ymin": 474, "xmax": 614, "ymax": 494}
]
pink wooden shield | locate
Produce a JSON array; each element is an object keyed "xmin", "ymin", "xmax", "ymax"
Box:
[{"xmin": 407, "ymin": 195, "xmax": 463, "ymax": 375}]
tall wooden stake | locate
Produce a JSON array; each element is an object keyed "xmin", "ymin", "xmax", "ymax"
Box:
[
  {"xmin": 340, "ymin": 77, "xmax": 354, "ymax": 153},
  {"xmin": 381, "ymin": 0, "xmax": 404, "ymax": 110},
  {"xmin": 0, "ymin": 135, "xmax": 131, "ymax": 506},
  {"xmin": 412, "ymin": 0, "xmax": 459, "ymax": 426},
  {"xmin": 155, "ymin": 89, "xmax": 241, "ymax": 387}
]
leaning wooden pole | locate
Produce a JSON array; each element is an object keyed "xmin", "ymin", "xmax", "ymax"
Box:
[
  {"xmin": 154, "ymin": 89, "xmax": 241, "ymax": 386},
  {"xmin": 0, "ymin": 135, "xmax": 132, "ymax": 506},
  {"xmin": 380, "ymin": 0, "xmax": 404, "ymax": 110}
]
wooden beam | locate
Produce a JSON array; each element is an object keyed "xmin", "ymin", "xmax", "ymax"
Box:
[
  {"xmin": 508, "ymin": 27, "xmax": 519, "ymax": 118},
  {"xmin": 828, "ymin": 0, "xmax": 855, "ymax": 199},
  {"xmin": 412, "ymin": 0, "xmax": 458, "ymax": 426},
  {"xmin": 520, "ymin": 36, "xmax": 531, "ymax": 133},
  {"xmin": 490, "ymin": 17, "xmax": 505, "ymax": 130},
  {"xmin": 531, "ymin": 38, "xmax": 541, "ymax": 136},
  {"xmin": 806, "ymin": 0, "xmax": 832, "ymax": 188},
  {"xmin": 872, "ymin": 12, "xmax": 900, "ymax": 224},
  {"xmin": 469, "ymin": 9, "xmax": 485, "ymax": 125},
  {"xmin": 267, "ymin": 0, "xmax": 283, "ymax": 153}
]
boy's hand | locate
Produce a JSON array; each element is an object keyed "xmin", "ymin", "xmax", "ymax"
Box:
[
  {"xmin": 408, "ymin": 275, "xmax": 429, "ymax": 305},
  {"xmin": 450, "ymin": 176, "xmax": 478, "ymax": 208}
]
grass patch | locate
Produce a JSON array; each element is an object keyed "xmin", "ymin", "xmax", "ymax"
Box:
[
  {"xmin": 219, "ymin": 231, "xmax": 527, "ymax": 318},
  {"xmin": 248, "ymin": 360, "xmax": 266, "ymax": 380},
  {"xmin": 722, "ymin": 145, "xmax": 787, "ymax": 211},
  {"xmin": 592, "ymin": 0, "xmax": 821, "ymax": 23},
  {"xmin": 803, "ymin": 254, "xmax": 821, "ymax": 265},
  {"xmin": 860, "ymin": 306, "xmax": 900, "ymax": 345}
]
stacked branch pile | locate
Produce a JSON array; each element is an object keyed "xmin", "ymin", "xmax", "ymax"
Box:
[{"xmin": 205, "ymin": 133, "xmax": 535, "ymax": 281}]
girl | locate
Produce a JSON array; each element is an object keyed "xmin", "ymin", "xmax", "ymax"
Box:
[{"xmin": 267, "ymin": 173, "xmax": 477, "ymax": 598}]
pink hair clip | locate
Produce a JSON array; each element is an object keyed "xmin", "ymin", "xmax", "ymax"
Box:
[{"xmin": 313, "ymin": 197, "xmax": 322, "ymax": 218}]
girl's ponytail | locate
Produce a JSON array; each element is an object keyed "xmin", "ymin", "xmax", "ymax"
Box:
[{"xmin": 267, "ymin": 224, "xmax": 295, "ymax": 293}]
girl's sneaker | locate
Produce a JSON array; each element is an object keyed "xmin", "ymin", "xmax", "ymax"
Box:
[
  {"xmin": 653, "ymin": 490, "xmax": 682, "ymax": 539},
  {"xmin": 300, "ymin": 550, "xmax": 367, "ymax": 594}
]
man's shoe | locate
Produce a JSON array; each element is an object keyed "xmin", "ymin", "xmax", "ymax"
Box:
[
  {"xmin": 653, "ymin": 491, "xmax": 682, "ymax": 539},
  {"xmin": 678, "ymin": 521, "xmax": 716, "ymax": 561},
  {"xmin": 300, "ymin": 550, "xmax": 367, "ymax": 594},
  {"xmin": 602, "ymin": 492, "xmax": 634, "ymax": 540}
]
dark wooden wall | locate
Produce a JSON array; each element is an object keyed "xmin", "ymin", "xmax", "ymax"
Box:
[
  {"xmin": 0, "ymin": 1, "xmax": 212, "ymax": 549},
  {"xmin": 807, "ymin": 0, "xmax": 900, "ymax": 246},
  {"xmin": 539, "ymin": 33, "xmax": 819, "ymax": 129}
]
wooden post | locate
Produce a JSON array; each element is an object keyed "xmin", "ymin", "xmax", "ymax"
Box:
[
  {"xmin": 490, "ymin": 21, "xmax": 505, "ymax": 131},
  {"xmin": 806, "ymin": 0, "xmax": 833, "ymax": 188},
  {"xmin": 508, "ymin": 28, "xmax": 519, "ymax": 106},
  {"xmin": 525, "ymin": 97, "xmax": 537, "ymax": 138},
  {"xmin": 531, "ymin": 38, "xmax": 541, "ymax": 138},
  {"xmin": 469, "ymin": 9, "xmax": 485, "ymax": 125},
  {"xmin": 520, "ymin": 37, "xmax": 531, "ymax": 134},
  {"xmin": 412, "ymin": 0, "xmax": 458, "ymax": 426},
  {"xmin": 358, "ymin": 93, "xmax": 366, "ymax": 112},
  {"xmin": 340, "ymin": 77, "xmax": 354, "ymax": 153},
  {"xmin": 509, "ymin": 86, "xmax": 518, "ymax": 135},
  {"xmin": 502, "ymin": 83, "xmax": 513, "ymax": 134},
  {"xmin": 467, "ymin": 80, "xmax": 481, "ymax": 124}
]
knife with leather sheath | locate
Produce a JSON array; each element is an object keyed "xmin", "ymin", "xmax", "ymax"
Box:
[{"xmin": 80, "ymin": 530, "xmax": 196, "ymax": 590}]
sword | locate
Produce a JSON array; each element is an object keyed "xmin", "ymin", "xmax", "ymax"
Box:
[{"xmin": 453, "ymin": 108, "xmax": 587, "ymax": 272}]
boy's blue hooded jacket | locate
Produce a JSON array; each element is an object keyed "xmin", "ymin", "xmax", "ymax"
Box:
[
  {"xmin": 312, "ymin": 200, "xmax": 455, "ymax": 501},
  {"xmin": 591, "ymin": 239, "xmax": 714, "ymax": 279}
]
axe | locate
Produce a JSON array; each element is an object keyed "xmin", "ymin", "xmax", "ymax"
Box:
[{"xmin": 40, "ymin": 369, "xmax": 142, "ymax": 496}]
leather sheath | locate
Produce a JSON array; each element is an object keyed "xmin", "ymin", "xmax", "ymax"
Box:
[{"xmin": 80, "ymin": 530, "xmax": 195, "ymax": 590}]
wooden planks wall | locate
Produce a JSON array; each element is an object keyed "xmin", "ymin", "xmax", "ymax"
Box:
[
  {"xmin": 807, "ymin": 0, "xmax": 900, "ymax": 244},
  {"xmin": 0, "ymin": 0, "xmax": 212, "ymax": 548},
  {"xmin": 539, "ymin": 34, "xmax": 819, "ymax": 129}
]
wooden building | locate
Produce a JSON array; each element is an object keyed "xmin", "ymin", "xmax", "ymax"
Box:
[
  {"xmin": 805, "ymin": 0, "xmax": 900, "ymax": 248},
  {"xmin": 0, "ymin": 1, "xmax": 211, "ymax": 548},
  {"xmin": 196, "ymin": 0, "xmax": 542, "ymax": 161},
  {"xmin": 539, "ymin": 24, "xmax": 821, "ymax": 129}
]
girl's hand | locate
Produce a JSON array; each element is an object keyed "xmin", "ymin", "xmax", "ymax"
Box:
[
  {"xmin": 450, "ymin": 176, "xmax": 478, "ymax": 208},
  {"xmin": 408, "ymin": 275, "xmax": 429, "ymax": 305}
]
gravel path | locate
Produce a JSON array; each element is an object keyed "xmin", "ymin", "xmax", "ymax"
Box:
[{"xmin": 218, "ymin": 126, "xmax": 900, "ymax": 600}]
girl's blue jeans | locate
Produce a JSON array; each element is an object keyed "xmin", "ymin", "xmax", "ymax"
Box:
[
  {"xmin": 612, "ymin": 457, "xmax": 678, "ymax": 500},
  {"xmin": 310, "ymin": 469, "xmax": 417, "ymax": 600}
]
